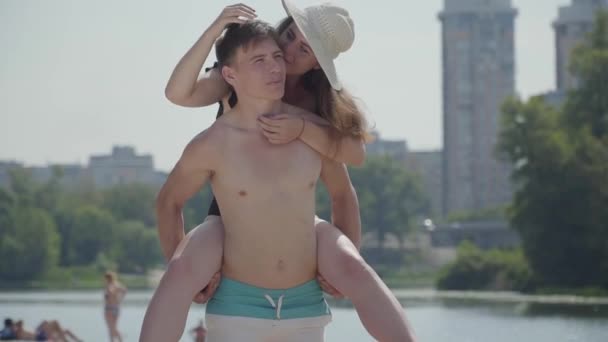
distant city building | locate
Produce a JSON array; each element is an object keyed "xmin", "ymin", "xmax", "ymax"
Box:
[
  {"xmin": 29, "ymin": 164, "xmax": 90, "ymax": 188},
  {"xmin": 438, "ymin": 0, "xmax": 517, "ymax": 217},
  {"xmin": 366, "ymin": 131, "xmax": 409, "ymax": 163},
  {"xmin": 428, "ymin": 220, "xmax": 520, "ymax": 250},
  {"xmin": 554, "ymin": 0, "xmax": 608, "ymax": 92},
  {"xmin": 0, "ymin": 146, "xmax": 167, "ymax": 190},
  {"xmin": 406, "ymin": 151, "xmax": 443, "ymax": 217},
  {"xmin": 534, "ymin": 1, "xmax": 607, "ymax": 110},
  {"xmin": 89, "ymin": 146, "xmax": 165, "ymax": 188},
  {"xmin": 365, "ymin": 133, "xmax": 444, "ymax": 217},
  {"xmin": 419, "ymin": 219, "xmax": 520, "ymax": 266},
  {"xmin": 541, "ymin": 89, "xmax": 567, "ymax": 108}
]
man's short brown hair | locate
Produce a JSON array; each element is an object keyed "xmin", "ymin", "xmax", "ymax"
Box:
[{"xmin": 215, "ymin": 20, "xmax": 280, "ymax": 68}]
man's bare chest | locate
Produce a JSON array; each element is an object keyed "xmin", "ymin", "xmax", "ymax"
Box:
[{"xmin": 214, "ymin": 136, "xmax": 321, "ymax": 194}]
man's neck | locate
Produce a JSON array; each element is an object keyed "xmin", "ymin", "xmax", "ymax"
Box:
[{"xmin": 231, "ymin": 96, "xmax": 283, "ymax": 128}]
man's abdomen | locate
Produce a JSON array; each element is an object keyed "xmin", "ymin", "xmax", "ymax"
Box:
[{"xmin": 221, "ymin": 227, "xmax": 317, "ymax": 289}]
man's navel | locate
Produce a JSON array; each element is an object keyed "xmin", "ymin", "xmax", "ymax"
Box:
[{"xmin": 276, "ymin": 259, "xmax": 286, "ymax": 272}]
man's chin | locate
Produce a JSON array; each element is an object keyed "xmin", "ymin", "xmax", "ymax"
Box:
[{"xmin": 266, "ymin": 87, "xmax": 285, "ymax": 99}]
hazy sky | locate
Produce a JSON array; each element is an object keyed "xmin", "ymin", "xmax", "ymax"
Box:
[{"xmin": 0, "ymin": 0, "xmax": 570, "ymax": 171}]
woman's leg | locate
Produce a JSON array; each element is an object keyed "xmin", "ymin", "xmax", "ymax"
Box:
[
  {"xmin": 63, "ymin": 329, "xmax": 82, "ymax": 342},
  {"xmin": 316, "ymin": 221, "xmax": 417, "ymax": 342},
  {"xmin": 139, "ymin": 216, "xmax": 225, "ymax": 342},
  {"xmin": 110, "ymin": 314, "xmax": 121, "ymax": 342},
  {"xmin": 104, "ymin": 312, "xmax": 115, "ymax": 341},
  {"xmin": 48, "ymin": 320, "xmax": 69, "ymax": 342}
]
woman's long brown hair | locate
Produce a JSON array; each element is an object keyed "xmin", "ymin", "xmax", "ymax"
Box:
[{"xmin": 277, "ymin": 17, "xmax": 372, "ymax": 149}]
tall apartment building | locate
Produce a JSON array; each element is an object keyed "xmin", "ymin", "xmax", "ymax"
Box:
[
  {"xmin": 439, "ymin": 0, "xmax": 517, "ymax": 216},
  {"xmin": 554, "ymin": 0, "xmax": 608, "ymax": 92}
]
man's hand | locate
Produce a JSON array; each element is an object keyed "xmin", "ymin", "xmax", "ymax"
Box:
[
  {"xmin": 258, "ymin": 114, "xmax": 305, "ymax": 144},
  {"xmin": 317, "ymin": 274, "xmax": 345, "ymax": 299},
  {"xmin": 193, "ymin": 272, "xmax": 221, "ymax": 304}
]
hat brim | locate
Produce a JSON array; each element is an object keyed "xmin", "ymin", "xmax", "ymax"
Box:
[{"xmin": 281, "ymin": 0, "xmax": 342, "ymax": 90}]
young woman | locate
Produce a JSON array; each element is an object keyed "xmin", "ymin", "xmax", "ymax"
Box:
[
  {"xmin": 141, "ymin": 2, "xmax": 416, "ymax": 342},
  {"xmin": 103, "ymin": 271, "xmax": 127, "ymax": 342}
]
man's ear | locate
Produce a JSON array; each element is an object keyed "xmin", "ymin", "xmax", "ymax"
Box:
[{"xmin": 221, "ymin": 65, "xmax": 237, "ymax": 87}]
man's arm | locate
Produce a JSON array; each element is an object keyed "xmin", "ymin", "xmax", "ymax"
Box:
[
  {"xmin": 156, "ymin": 136, "xmax": 215, "ymax": 260},
  {"xmin": 258, "ymin": 112, "xmax": 366, "ymax": 166},
  {"xmin": 319, "ymin": 158, "xmax": 362, "ymax": 248}
]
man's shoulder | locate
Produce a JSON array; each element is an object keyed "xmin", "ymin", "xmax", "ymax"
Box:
[
  {"xmin": 193, "ymin": 119, "xmax": 231, "ymax": 142},
  {"xmin": 184, "ymin": 123, "xmax": 226, "ymax": 157}
]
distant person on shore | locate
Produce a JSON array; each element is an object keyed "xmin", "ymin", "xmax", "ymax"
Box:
[
  {"xmin": 13, "ymin": 320, "xmax": 36, "ymax": 340},
  {"xmin": 0, "ymin": 318, "xmax": 16, "ymax": 340},
  {"xmin": 103, "ymin": 271, "xmax": 127, "ymax": 342},
  {"xmin": 14, "ymin": 319, "xmax": 82, "ymax": 342}
]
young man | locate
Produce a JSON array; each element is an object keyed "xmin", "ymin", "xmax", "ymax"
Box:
[{"xmin": 141, "ymin": 20, "xmax": 333, "ymax": 342}]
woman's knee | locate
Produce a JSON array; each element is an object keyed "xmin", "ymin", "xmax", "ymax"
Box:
[{"xmin": 166, "ymin": 217, "xmax": 225, "ymax": 282}]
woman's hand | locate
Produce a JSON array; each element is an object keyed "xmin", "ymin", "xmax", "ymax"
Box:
[
  {"xmin": 192, "ymin": 272, "xmax": 221, "ymax": 304},
  {"xmin": 258, "ymin": 114, "xmax": 305, "ymax": 144},
  {"xmin": 317, "ymin": 274, "xmax": 345, "ymax": 299},
  {"xmin": 206, "ymin": 4, "xmax": 257, "ymax": 38}
]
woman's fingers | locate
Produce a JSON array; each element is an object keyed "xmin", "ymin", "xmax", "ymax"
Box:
[
  {"xmin": 269, "ymin": 114, "xmax": 290, "ymax": 120},
  {"xmin": 228, "ymin": 3, "xmax": 256, "ymax": 14},
  {"xmin": 259, "ymin": 122, "xmax": 282, "ymax": 135},
  {"xmin": 258, "ymin": 115, "xmax": 282, "ymax": 128},
  {"xmin": 317, "ymin": 274, "xmax": 344, "ymax": 298},
  {"xmin": 262, "ymin": 129, "xmax": 279, "ymax": 138},
  {"xmin": 226, "ymin": 5, "xmax": 256, "ymax": 19}
]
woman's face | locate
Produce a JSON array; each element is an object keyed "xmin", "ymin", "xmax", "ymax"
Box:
[{"xmin": 278, "ymin": 23, "xmax": 320, "ymax": 76}]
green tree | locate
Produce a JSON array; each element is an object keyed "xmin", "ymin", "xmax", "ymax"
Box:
[
  {"xmin": 64, "ymin": 206, "xmax": 116, "ymax": 266},
  {"xmin": 101, "ymin": 184, "xmax": 158, "ymax": 227},
  {"xmin": 497, "ymin": 12, "xmax": 608, "ymax": 289},
  {"xmin": 0, "ymin": 207, "xmax": 60, "ymax": 282},
  {"xmin": 565, "ymin": 11, "xmax": 608, "ymax": 138},
  {"xmin": 7, "ymin": 167, "xmax": 36, "ymax": 207},
  {"xmin": 437, "ymin": 241, "xmax": 532, "ymax": 291},
  {"xmin": 349, "ymin": 156, "xmax": 429, "ymax": 249},
  {"xmin": 33, "ymin": 166, "xmax": 64, "ymax": 213},
  {"xmin": 0, "ymin": 188, "xmax": 15, "ymax": 238},
  {"xmin": 112, "ymin": 221, "xmax": 162, "ymax": 273}
]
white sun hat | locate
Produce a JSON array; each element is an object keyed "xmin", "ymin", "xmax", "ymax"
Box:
[{"xmin": 281, "ymin": 0, "xmax": 355, "ymax": 91}]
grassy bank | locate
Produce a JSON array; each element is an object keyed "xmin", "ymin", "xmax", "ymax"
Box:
[
  {"xmin": 376, "ymin": 266, "xmax": 439, "ymax": 289},
  {"xmin": 0, "ymin": 266, "xmax": 150, "ymax": 291}
]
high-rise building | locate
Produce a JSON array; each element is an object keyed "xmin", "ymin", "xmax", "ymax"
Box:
[
  {"xmin": 89, "ymin": 146, "xmax": 166, "ymax": 188},
  {"xmin": 366, "ymin": 131, "xmax": 409, "ymax": 163},
  {"xmin": 439, "ymin": 0, "xmax": 517, "ymax": 216},
  {"xmin": 554, "ymin": 0, "xmax": 608, "ymax": 92}
]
